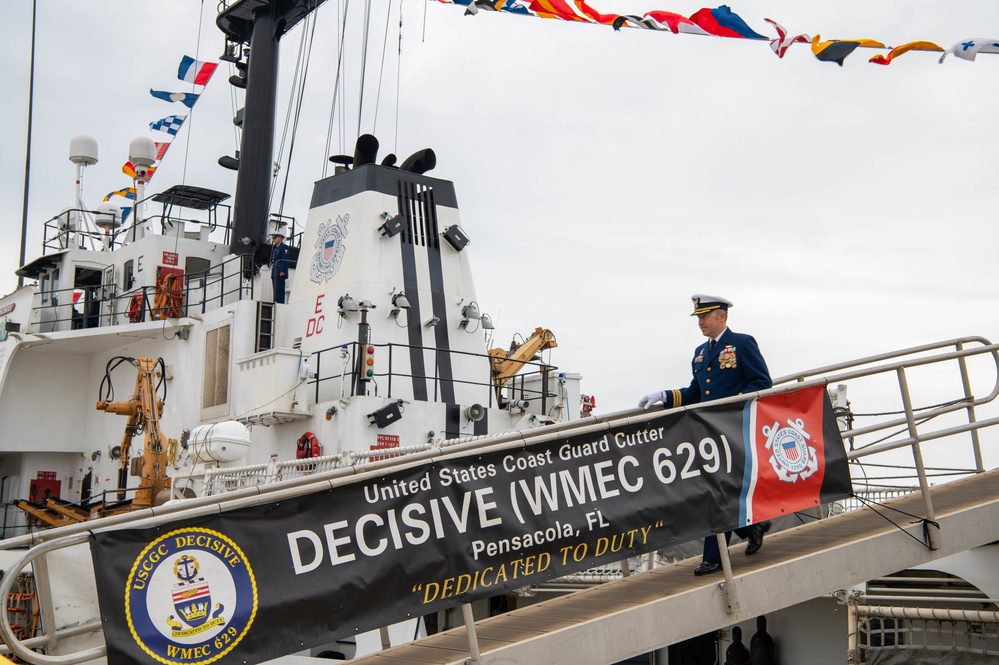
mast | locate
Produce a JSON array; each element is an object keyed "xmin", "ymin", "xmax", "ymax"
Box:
[
  {"xmin": 217, "ymin": 0, "xmax": 326, "ymax": 268},
  {"xmin": 17, "ymin": 0, "xmax": 37, "ymax": 287}
]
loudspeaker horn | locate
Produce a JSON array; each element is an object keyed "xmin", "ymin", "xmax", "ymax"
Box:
[{"xmin": 465, "ymin": 403, "xmax": 486, "ymax": 422}]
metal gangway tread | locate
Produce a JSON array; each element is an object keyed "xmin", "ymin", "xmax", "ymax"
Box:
[{"xmin": 352, "ymin": 468, "xmax": 999, "ymax": 665}]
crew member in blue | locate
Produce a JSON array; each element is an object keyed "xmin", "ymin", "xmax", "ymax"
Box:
[
  {"xmin": 638, "ymin": 294, "xmax": 773, "ymax": 576},
  {"xmin": 270, "ymin": 232, "xmax": 290, "ymax": 304}
]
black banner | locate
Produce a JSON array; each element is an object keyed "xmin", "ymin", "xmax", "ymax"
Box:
[{"xmin": 90, "ymin": 385, "xmax": 850, "ymax": 665}]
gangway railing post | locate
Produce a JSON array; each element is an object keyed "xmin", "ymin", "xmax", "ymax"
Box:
[
  {"xmin": 846, "ymin": 602, "xmax": 859, "ymax": 663},
  {"xmin": 897, "ymin": 367, "xmax": 939, "ymax": 550},
  {"xmin": 31, "ymin": 553, "xmax": 59, "ymax": 655},
  {"xmin": 461, "ymin": 603, "xmax": 481, "ymax": 663},
  {"xmin": 716, "ymin": 533, "xmax": 740, "ymax": 615},
  {"xmin": 955, "ymin": 341, "xmax": 985, "ymax": 472}
]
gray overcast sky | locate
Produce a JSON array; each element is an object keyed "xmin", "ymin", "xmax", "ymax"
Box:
[{"xmin": 2, "ymin": 1, "xmax": 998, "ymax": 448}]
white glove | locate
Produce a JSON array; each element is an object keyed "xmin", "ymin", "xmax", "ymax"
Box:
[{"xmin": 638, "ymin": 390, "xmax": 665, "ymax": 410}]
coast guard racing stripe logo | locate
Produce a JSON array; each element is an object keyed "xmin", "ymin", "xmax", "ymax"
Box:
[
  {"xmin": 124, "ymin": 528, "xmax": 257, "ymax": 665},
  {"xmin": 310, "ymin": 214, "xmax": 349, "ymax": 284},
  {"xmin": 740, "ymin": 385, "xmax": 829, "ymax": 525},
  {"xmin": 765, "ymin": 417, "xmax": 817, "ymax": 481}
]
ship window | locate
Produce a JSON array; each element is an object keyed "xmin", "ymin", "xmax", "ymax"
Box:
[
  {"xmin": 41, "ymin": 268, "xmax": 60, "ymax": 304},
  {"xmin": 203, "ymin": 324, "xmax": 231, "ymax": 408},
  {"xmin": 185, "ymin": 257, "xmax": 211, "ymax": 297},
  {"xmin": 185, "ymin": 256, "xmax": 211, "ymax": 280},
  {"xmin": 42, "ymin": 268, "xmax": 59, "ymax": 305},
  {"xmin": 123, "ymin": 260, "xmax": 135, "ymax": 291}
]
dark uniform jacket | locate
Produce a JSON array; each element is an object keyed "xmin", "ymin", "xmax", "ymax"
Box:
[
  {"xmin": 271, "ymin": 241, "xmax": 291, "ymax": 303},
  {"xmin": 271, "ymin": 242, "xmax": 290, "ymax": 276},
  {"xmin": 663, "ymin": 328, "xmax": 771, "ymax": 408}
]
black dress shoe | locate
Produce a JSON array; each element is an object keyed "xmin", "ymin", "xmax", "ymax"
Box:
[
  {"xmin": 745, "ymin": 521, "xmax": 771, "ymax": 556},
  {"xmin": 693, "ymin": 561, "xmax": 722, "ymax": 576}
]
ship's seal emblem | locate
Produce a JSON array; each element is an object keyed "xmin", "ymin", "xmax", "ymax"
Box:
[
  {"xmin": 311, "ymin": 214, "xmax": 349, "ymax": 284},
  {"xmin": 763, "ymin": 417, "xmax": 818, "ymax": 483},
  {"xmin": 124, "ymin": 527, "xmax": 257, "ymax": 665}
]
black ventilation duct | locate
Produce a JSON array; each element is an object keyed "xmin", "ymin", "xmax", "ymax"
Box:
[
  {"xmin": 400, "ymin": 148, "xmax": 436, "ymax": 175},
  {"xmin": 352, "ymin": 134, "xmax": 379, "ymax": 168}
]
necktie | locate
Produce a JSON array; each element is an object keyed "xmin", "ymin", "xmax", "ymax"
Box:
[{"xmin": 708, "ymin": 339, "xmax": 715, "ymax": 354}]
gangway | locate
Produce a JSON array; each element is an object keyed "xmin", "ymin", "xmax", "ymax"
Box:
[
  {"xmin": 1, "ymin": 336, "xmax": 997, "ymax": 665},
  {"xmin": 349, "ymin": 467, "xmax": 999, "ymax": 665}
]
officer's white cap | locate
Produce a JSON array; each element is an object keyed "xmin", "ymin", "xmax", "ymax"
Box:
[{"xmin": 691, "ymin": 294, "xmax": 733, "ymax": 316}]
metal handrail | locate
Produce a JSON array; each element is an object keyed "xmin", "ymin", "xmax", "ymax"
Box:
[
  {"xmin": 28, "ymin": 253, "xmax": 255, "ymax": 332},
  {"xmin": 2, "ymin": 337, "xmax": 997, "ymax": 664},
  {"xmin": 850, "ymin": 604, "xmax": 999, "ymax": 661},
  {"xmin": 310, "ymin": 339, "xmax": 559, "ymax": 408},
  {"xmin": 38, "ymin": 198, "xmax": 236, "ymax": 257},
  {"xmin": 202, "ymin": 444, "xmax": 440, "ymax": 496},
  {"xmin": 772, "ymin": 336, "xmax": 994, "ymax": 384}
]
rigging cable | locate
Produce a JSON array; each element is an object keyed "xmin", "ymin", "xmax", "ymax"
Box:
[
  {"xmin": 850, "ymin": 493, "xmax": 939, "ymax": 550},
  {"xmin": 339, "ymin": 0, "xmax": 348, "ymax": 158},
  {"xmin": 323, "ymin": 0, "xmax": 352, "ymax": 179},
  {"xmin": 151, "ymin": 2, "xmax": 212, "ymax": 341},
  {"xmin": 422, "ymin": 0, "xmax": 428, "ymax": 42},
  {"xmin": 274, "ymin": 12, "xmax": 319, "ymax": 218},
  {"xmin": 371, "ymin": 0, "xmax": 395, "ymax": 135},
  {"xmin": 273, "ymin": 22, "xmax": 310, "ymax": 204},
  {"xmin": 357, "ymin": 0, "xmax": 374, "ymax": 137},
  {"xmin": 181, "ymin": 0, "xmax": 209, "ymax": 187},
  {"xmin": 395, "ymin": 0, "xmax": 404, "ymax": 152}
]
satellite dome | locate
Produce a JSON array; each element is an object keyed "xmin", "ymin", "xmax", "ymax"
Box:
[
  {"xmin": 94, "ymin": 201, "xmax": 122, "ymax": 230},
  {"xmin": 128, "ymin": 137, "xmax": 157, "ymax": 167},
  {"xmin": 69, "ymin": 134, "xmax": 98, "ymax": 166}
]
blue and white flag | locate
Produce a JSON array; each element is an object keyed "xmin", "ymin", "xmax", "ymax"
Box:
[
  {"xmin": 149, "ymin": 89, "xmax": 200, "ymax": 108},
  {"xmin": 149, "ymin": 115, "xmax": 187, "ymax": 136},
  {"xmin": 939, "ymin": 38, "xmax": 999, "ymax": 63}
]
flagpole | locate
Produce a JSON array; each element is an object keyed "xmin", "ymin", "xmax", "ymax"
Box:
[{"xmin": 18, "ymin": 0, "xmax": 37, "ymax": 288}]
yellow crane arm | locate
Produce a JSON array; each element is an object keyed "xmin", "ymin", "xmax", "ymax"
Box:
[
  {"xmin": 95, "ymin": 358, "xmax": 171, "ymax": 508},
  {"xmin": 489, "ymin": 327, "xmax": 557, "ymax": 384}
]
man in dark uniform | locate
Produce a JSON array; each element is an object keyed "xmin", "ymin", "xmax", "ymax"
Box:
[
  {"xmin": 638, "ymin": 294, "xmax": 773, "ymax": 576},
  {"xmin": 270, "ymin": 232, "xmax": 290, "ymax": 304}
]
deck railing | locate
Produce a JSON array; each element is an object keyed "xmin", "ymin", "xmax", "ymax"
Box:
[
  {"xmin": 853, "ymin": 605, "xmax": 999, "ymax": 663},
  {"xmin": 308, "ymin": 339, "xmax": 559, "ymax": 409},
  {"xmin": 29, "ymin": 252, "xmax": 257, "ymax": 333}
]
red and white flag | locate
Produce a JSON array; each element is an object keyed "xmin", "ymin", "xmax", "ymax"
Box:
[
  {"xmin": 765, "ymin": 19, "xmax": 809, "ymax": 58},
  {"xmin": 177, "ymin": 56, "xmax": 218, "ymax": 86}
]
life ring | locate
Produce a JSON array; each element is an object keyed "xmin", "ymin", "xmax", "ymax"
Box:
[{"xmin": 127, "ymin": 292, "xmax": 144, "ymax": 323}]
